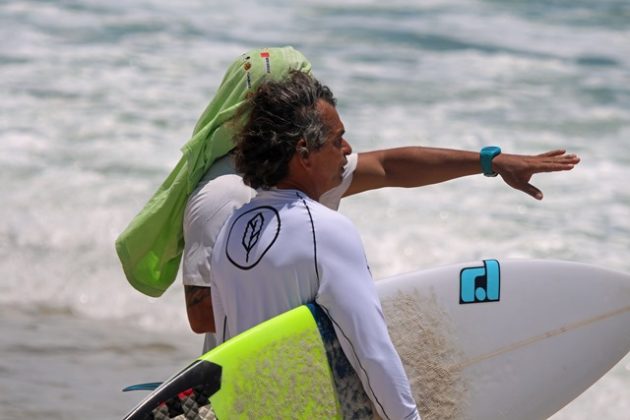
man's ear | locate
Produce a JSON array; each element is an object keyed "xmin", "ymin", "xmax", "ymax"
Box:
[{"xmin": 296, "ymin": 139, "xmax": 311, "ymax": 166}]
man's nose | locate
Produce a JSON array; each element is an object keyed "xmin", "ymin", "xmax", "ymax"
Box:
[{"xmin": 342, "ymin": 138, "xmax": 352, "ymax": 155}]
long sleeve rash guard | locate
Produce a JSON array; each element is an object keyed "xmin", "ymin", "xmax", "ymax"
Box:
[{"xmin": 210, "ymin": 188, "xmax": 419, "ymax": 420}]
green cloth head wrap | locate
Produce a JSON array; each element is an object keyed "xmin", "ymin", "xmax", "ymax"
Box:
[{"xmin": 115, "ymin": 47, "xmax": 312, "ymax": 297}]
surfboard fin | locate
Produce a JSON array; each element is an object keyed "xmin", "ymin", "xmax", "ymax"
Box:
[{"xmin": 122, "ymin": 382, "xmax": 163, "ymax": 392}]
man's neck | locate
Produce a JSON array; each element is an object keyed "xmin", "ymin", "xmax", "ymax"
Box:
[{"xmin": 275, "ymin": 179, "xmax": 319, "ymax": 201}]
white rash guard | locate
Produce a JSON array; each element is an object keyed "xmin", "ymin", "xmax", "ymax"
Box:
[
  {"xmin": 183, "ymin": 153, "xmax": 358, "ymax": 353},
  {"xmin": 210, "ymin": 188, "xmax": 419, "ymax": 420}
]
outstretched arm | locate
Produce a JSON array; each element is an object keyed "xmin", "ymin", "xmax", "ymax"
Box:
[{"xmin": 345, "ymin": 147, "xmax": 580, "ymax": 200}]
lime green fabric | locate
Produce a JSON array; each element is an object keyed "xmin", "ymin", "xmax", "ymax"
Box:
[{"xmin": 115, "ymin": 47, "xmax": 312, "ymax": 297}]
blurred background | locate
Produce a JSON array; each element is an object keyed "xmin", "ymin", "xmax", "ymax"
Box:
[{"xmin": 1, "ymin": 0, "xmax": 628, "ymax": 418}]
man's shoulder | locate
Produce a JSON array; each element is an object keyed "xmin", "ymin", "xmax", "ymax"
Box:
[
  {"xmin": 184, "ymin": 174, "xmax": 255, "ymax": 229},
  {"xmin": 308, "ymin": 198, "xmax": 348, "ymax": 221},
  {"xmin": 305, "ymin": 198, "xmax": 358, "ymax": 237}
]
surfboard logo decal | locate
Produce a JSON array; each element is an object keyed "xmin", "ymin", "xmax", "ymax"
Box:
[{"xmin": 460, "ymin": 259, "xmax": 501, "ymax": 304}]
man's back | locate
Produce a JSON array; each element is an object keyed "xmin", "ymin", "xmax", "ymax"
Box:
[
  {"xmin": 211, "ymin": 188, "xmax": 332, "ymax": 343},
  {"xmin": 211, "ymin": 187, "xmax": 419, "ymax": 420}
]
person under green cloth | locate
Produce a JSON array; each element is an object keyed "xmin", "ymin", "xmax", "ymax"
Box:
[
  {"xmin": 115, "ymin": 46, "xmax": 580, "ymax": 354},
  {"xmin": 116, "ymin": 47, "xmax": 311, "ymax": 298}
]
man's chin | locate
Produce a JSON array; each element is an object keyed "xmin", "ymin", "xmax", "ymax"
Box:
[{"xmin": 327, "ymin": 177, "xmax": 343, "ymax": 192}]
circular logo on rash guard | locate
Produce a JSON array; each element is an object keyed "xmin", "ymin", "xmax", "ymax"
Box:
[{"xmin": 225, "ymin": 206, "xmax": 281, "ymax": 270}]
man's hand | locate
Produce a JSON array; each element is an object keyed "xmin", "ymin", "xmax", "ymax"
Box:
[
  {"xmin": 346, "ymin": 146, "xmax": 580, "ymax": 200},
  {"xmin": 493, "ymin": 149, "xmax": 580, "ymax": 200}
]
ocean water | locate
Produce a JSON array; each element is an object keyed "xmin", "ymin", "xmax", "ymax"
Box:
[{"xmin": 1, "ymin": 0, "xmax": 628, "ymax": 418}]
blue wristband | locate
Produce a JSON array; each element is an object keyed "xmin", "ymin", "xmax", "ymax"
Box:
[{"xmin": 480, "ymin": 146, "xmax": 501, "ymax": 177}]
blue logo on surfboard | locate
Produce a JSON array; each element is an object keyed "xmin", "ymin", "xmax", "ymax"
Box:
[{"xmin": 460, "ymin": 259, "xmax": 501, "ymax": 304}]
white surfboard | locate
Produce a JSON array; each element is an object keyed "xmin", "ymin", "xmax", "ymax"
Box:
[
  {"xmin": 123, "ymin": 259, "xmax": 629, "ymax": 419},
  {"xmin": 378, "ymin": 259, "xmax": 630, "ymax": 420}
]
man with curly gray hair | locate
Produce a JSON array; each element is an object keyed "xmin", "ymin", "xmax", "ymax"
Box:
[
  {"xmin": 235, "ymin": 70, "xmax": 338, "ymax": 191},
  {"xmin": 211, "ymin": 71, "xmax": 421, "ymax": 420}
]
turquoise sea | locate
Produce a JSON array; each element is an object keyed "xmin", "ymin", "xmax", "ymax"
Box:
[{"xmin": 1, "ymin": 0, "xmax": 628, "ymax": 418}]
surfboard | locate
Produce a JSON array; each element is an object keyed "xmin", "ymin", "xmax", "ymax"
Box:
[{"xmin": 123, "ymin": 259, "xmax": 630, "ymax": 420}]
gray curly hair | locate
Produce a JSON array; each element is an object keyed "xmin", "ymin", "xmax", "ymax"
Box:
[{"xmin": 234, "ymin": 71, "xmax": 336, "ymax": 190}]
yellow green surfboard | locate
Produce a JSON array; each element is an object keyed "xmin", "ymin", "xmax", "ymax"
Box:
[{"xmin": 123, "ymin": 304, "xmax": 372, "ymax": 419}]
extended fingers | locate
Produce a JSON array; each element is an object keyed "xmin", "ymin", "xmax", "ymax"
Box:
[
  {"xmin": 561, "ymin": 153, "xmax": 581, "ymax": 164},
  {"xmin": 537, "ymin": 149, "xmax": 566, "ymax": 158},
  {"xmin": 534, "ymin": 152, "xmax": 580, "ymax": 172},
  {"xmin": 537, "ymin": 150, "xmax": 580, "ymax": 163},
  {"xmin": 534, "ymin": 161, "xmax": 576, "ymax": 173}
]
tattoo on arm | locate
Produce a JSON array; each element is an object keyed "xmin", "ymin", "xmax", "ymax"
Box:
[{"xmin": 185, "ymin": 286, "xmax": 210, "ymax": 309}]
